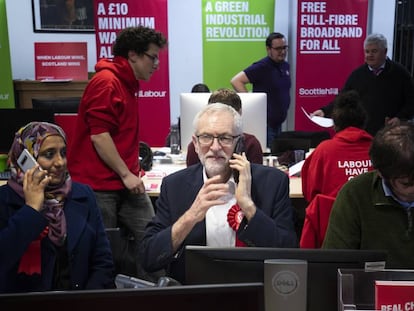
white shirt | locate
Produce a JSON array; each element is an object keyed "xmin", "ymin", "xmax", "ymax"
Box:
[{"xmin": 203, "ymin": 169, "xmax": 237, "ymax": 247}]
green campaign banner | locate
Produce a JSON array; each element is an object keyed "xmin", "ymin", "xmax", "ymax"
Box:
[
  {"xmin": 0, "ymin": 0, "xmax": 14, "ymax": 108},
  {"xmin": 202, "ymin": 0, "xmax": 275, "ymax": 91}
]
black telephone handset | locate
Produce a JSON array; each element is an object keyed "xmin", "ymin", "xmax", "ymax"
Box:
[{"xmin": 232, "ymin": 136, "xmax": 245, "ymax": 184}]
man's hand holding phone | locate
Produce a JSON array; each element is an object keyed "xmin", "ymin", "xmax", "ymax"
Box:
[
  {"xmin": 229, "ymin": 152, "xmax": 251, "ymax": 194},
  {"xmin": 229, "ymin": 152, "xmax": 256, "ymax": 220}
]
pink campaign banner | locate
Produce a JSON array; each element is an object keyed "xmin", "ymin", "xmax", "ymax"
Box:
[
  {"xmin": 34, "ymin": 42, "xmax": 88, "ymax": 81},
  {"xmin": 93, "ymin": 0, "xmax": 170, "ymax": 147},
  {"xmin": 295, "ymin": 0, "xmax": 368, "ymax": 132}
]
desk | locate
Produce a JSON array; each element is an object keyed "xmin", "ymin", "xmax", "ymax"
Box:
[
  {"xmin": 142, "ymin": 162, "xmax": 303, "ymax": 199},
  {"xmin": 1, "ymin": 161, "xmax": 303, "ymax": 198},
  {"xmin": 142, "ymin": 161, "xmax": 184, "ymax": 197},
  {"xmin": 289, "ymin": 177, "xmax": 303, "ymax": 198},
  {"xmin": 1, "ymin": 168, "xmax": 303, "ymax": 198}
]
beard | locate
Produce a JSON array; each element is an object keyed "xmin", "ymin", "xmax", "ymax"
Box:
[{"xmin": 201, "ymin": 152, "xmax": 231, "ymax": 178}]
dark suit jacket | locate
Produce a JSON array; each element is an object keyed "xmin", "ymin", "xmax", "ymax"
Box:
[
  {"xmin": 321, "ymin": 58, "xmax": 414, "ymax": 136},
  {"xmin": 0, "ymin": 182, "xmax": 115, "ymax": 293},
  {"xmin": 139, "ymin": 163, "xmax": 298, "ymax": 283}
]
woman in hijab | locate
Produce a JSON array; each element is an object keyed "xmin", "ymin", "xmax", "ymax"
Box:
[{"xmin": 0, "ymin": 122, "xmax": 114, "ymax": 293}]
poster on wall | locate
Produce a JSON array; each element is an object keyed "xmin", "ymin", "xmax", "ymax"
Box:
[
  {"xmin": 34, "ymin": 42, "xmax": 88, "ymax": 81},
  {"xmin": 93, "ymin": 0, "xmax": 170, "ymax": 147},
  {"xmin": 32, "ymin": 0, "xmax": 94, "ymax": 32},
  {"xmin": 0, "ymin": 0, "xmax": 15, "ymax": 108},
  {"xmin": 201, "ymin": 0, "xmax": 275, "ymax": 91},
  {"xmin": 295, "ymin": 0, "xmax": 369, "ymax": 132}
]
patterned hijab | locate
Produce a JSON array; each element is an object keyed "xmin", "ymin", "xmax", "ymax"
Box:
[{"xmin": 8, "ymin": 121, "xmax": 72, "ymax": 246}]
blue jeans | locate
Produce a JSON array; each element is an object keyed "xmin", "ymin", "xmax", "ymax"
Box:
[{"xmin": 267, "ymin": 125, "xmax": 281, "ymax": 149}]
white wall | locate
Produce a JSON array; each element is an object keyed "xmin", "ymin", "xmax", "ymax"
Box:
[
  {"xmin": 6, "ymin": 0, "xmax": 96, "ymax": 78},
  {"xmin": 370, "ymin": 0, "xmax": 395, "ymax": 55},
  {"xmin": 167, "ymin": 0, "xmax": 203, "ymax": 124},
  {"xmin": 5, "ymin": 0, "xmax": 395, "ymax": 126}
]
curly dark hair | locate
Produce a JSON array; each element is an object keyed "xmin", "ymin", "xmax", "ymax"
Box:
[
  {"xmin": 331, "ymin": 90, "xmax": 367, "ymax": 132},
  {"xmin": 112, "ymin": 26, "xmax": 167, "ymax": 58}
]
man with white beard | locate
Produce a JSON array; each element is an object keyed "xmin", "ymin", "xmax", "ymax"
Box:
[{"xmin": 139, "ymin": 103, "xmax": 297, "ymax": 283}]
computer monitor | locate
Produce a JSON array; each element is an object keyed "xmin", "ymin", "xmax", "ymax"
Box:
[
  {"xmin": 179, "ymin": 92, "xmax": 267, "ymax": 152},
  {"xmin": 0, "ymin": 283, "xmax": 263, "ymax": 311},
  {"xmin": 185, "ymin": 246, "xmax": 387, "ymax": 311},
  {"xmin": 0, "ymin": 109, "xmax": 55, "ymax": 154}
]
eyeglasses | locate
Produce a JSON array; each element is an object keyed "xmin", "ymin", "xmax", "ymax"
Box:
[
  {"xmin": 196, "ymin": 134, "xmax": 240, "ymax": 146},
  {"xmin": 271, "ymin": 45, "xmax": 288, "ymax": 52},
  {"xmin": 143, "ymin": 52, "xmax": 159, "ymax": 66}
]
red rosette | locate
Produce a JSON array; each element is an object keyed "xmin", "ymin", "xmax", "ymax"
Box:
[
  {"xmin": 227, "ymin": 204, "xmax": 244, "ymax": 231},
  {"xmin": 227, "ymin": 204, "xmax": 247, "ymax": 247}
]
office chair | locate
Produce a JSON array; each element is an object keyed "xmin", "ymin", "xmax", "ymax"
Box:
[
  {"xmin": 139, "ymin": 141, "xmax": 153, "ymax": 171},
  {"xmin": 300, "ymin": 194, "xmax": 335, "ymax": 248}
]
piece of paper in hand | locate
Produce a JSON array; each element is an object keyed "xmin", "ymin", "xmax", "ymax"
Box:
[
  {"xmin": 301, "ymin": 107, "xmax": 333, "ymax": 128},
  {"xmin": 289, "ymin": 160, "xmax": 305, "ymax": 177}
]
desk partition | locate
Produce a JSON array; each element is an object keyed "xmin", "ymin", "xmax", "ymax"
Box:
[{"xmin": 338, "ymin": 268, "xmax": 414, "ymax": 310}]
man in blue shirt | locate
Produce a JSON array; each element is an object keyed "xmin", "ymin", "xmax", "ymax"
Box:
[{"xmin": 231, "ymin": 32, "xmax": 291, "ymax": 148}]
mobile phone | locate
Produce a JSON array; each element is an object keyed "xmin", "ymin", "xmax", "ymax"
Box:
[
  {"xmin": 17, "ymin": 149, "xmax": 38, "ymax": 173},
  {"xmin": 232, "ymin": 136, "xmax": 245, "ymax": 184},
  {"xmin": 233, "ymin": 136, "xmax": 245, "ymax": 155}
]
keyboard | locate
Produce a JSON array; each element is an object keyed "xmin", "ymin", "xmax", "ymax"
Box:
[{"xmin": 0, "ymin": 171, "xmax": 11, "ymax": 180}]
